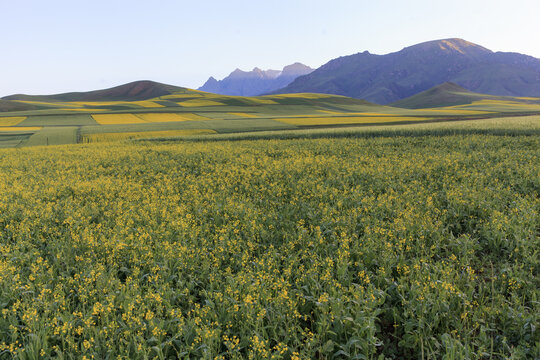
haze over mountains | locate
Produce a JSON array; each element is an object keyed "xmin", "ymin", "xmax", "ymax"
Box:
[
  {"xmin": 199, "ymin": 63, "xmax": 313, "ymax": 96},
  {"xmin": 273, "ymin": 38, "xmax": 540, "ymax": 104},
  {"xmin": 3, "ymin": 38, "xmax": 540, "ymax": 108}
]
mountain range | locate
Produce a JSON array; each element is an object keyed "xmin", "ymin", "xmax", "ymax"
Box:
[
  {"xmin": 3, "ymin": 38, "xmax": 540, "ymax": 107},
  {"xmin": 198, "ymin": 63, "xmax": 313, "ymax": 96},
  {"xmin": 273, "ymin": 38, "xmax": 540, "ymax": 104}
]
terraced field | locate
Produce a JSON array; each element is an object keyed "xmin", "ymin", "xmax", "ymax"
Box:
[{"xmin": 0, "ymin": 88, "xmax": 539, "ymax": 148}]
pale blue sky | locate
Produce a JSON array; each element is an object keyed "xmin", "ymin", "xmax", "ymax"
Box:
[{"xmin": 1, "ymin": 0, "xmax": 539, "ymax": 97}]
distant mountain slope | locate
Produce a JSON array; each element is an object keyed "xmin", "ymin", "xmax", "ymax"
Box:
[
  {"xmin": 0, "ymin": 100, "xmax": 45, "ymax": 112},
  {"xmin": 199, "ymin": 63, "xmax": 313, "ymax": 96},
  {"xmin": 391, "ymin": 82, "xmax": 540, "ymax": 109},
  {"xmin": 2, "ymin": 80, "xmax": 190, "ymax": 102},
  {"xmin": 390, "ymin": 82, "xmax": 479, "ymax": 108},
  {"xmin": 273, "ymin": 38, "xmax": 540, "ymax": 104}
]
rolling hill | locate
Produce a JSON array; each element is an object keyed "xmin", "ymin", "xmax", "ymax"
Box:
[
  {"xmin": 2, "ymin": 80, "xmax": 191, "ymax": 102},
  {"xmin": 199, "ymin": 63, "xmax": 313, "ymax": 96},
  {"xmin": 391, "ymin": 82, "xmax": 540, "ymax": 109},
  {"xmin": 273, "ymin": 38, "xmax": 540, "ymax": 104}
]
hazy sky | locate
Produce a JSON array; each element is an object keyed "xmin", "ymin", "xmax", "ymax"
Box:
[{"xmin": 1, "ymin": 0, "xmax": 539, "ymax": 97}]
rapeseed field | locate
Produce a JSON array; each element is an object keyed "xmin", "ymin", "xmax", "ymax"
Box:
[
  {"xmin": 0, "ymin": 117, "xmax": 27, "ymax": 126},
  {"xmin": 92, "ymin": 114, "xmax": 147, "ymax": 125},
  {"xmin": 0, "ymin": 135, "xmax": 537, "ymax": 359}
]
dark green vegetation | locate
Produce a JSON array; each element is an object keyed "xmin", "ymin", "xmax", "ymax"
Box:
[
  {"xmin": 391, "ymin": 82, "xmax": 540, "ymax": 109},
  {"xmin": 0, "ymin": 131, "xmax": 538, "ymax": 359},
  {"xmin": 0, "ymin": 100, "xmax": 45, "ymax": 113},
  {"xmin": 274, "ymin": 38, "xmax": 540, "ymax": 104}
]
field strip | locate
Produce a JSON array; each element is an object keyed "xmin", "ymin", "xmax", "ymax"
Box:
[
  {"xmin": 0, "ymin": 116, "xmax": 27, "ymax": 126},
  {"xmin": 58, "ymin": 108, "xmax": 108, "ymax": 112},
  {"xmin": 135, "ymin": 113, "xmax": 209, "ymax": 122},
  {"xmin": 131, "ymin": 101, "xmax": 165, "ymax": 108},
  {"xmin": 276, "ymin": 116, "xmax": 432, "ymax": 126},
  {"xmin": 0, "ymin": 126, "xmax": 41, "ymax": 132},
  {"xmin": 227, "ymin": 112, "xmax": 258, "ymax": 118},
  {"xmin": 82, "ymin": 129, "xmax": 217, "ymax": 143},
  {"xmin": 177, "ymin": 100, "xmax": 224, "ymax": 107},
  {"xmin": 246, "ymin": 98, "xmax": 278, "ymax": 105},
  {"xmin": 92, "ymin": 114, "xmax": 147, "ymax": 125}
]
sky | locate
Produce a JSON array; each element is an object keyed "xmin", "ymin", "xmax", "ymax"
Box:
[{"xmin": 1, "ymin": 0, "xmax": 539, "ymax": 97}]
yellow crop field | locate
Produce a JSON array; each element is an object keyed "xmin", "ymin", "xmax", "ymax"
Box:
[
  {"xmin": 246, "ymin": 98, "xmax": 278, "ymax": 105},
  {"xmin": 159, "ymin": 93, "xmax": 203, "ymax": 99},
  {"xmin": 416, "ymin": 109, "xmax": 494, "ymax": 115},
  {"xmin": 318, "ymin": 110, "xmax": 343, "ymax": 115},
  {"xmin": 177, "ymin": 99, "xmax": 224, "ymax": 107},
  {"xmin": 347, "ymin": 112, "xmax": 396, "ymax": 116},
  {"xmin": 131, "ymin": 101, "xmax": 165, "ymax": 108},
  {"xmin": 92, "ymin": 114, "xmax": 147, "ymax": 125},
  {"xmin": 0, "ymin": 126, "xmax": 41, "ymax": 131},
  {"xmin": 277, "ymin": 116, "xmax": 431, "ymax": 126},
  {"xmin": 134, "ymin": 113, "xmax": 209, "ymax": 122},
  {"xmin": 273, "ymin": 93, "xmax": 334, "ymax": 99},
  {"xmin": 82, "ymin": 129, "xmax": 216, "ymax": 143},
  {"xmin": 228, "ymin": 112, "xmax": 258, "ymax": 118},
  {"xmin": 0, "ymin": 116, "xmax": 27, "ymax": 126},
  {"xmin": 0, "ymin": 132, "xmax": 536, "ymax": 358}
]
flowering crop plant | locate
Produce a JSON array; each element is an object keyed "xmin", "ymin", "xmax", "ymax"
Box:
[{"xmin": 0, "ymin": 133, "xmax": 538, "ymax": 359}]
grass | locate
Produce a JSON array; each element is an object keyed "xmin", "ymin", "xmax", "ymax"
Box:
[
  {"xmin": 146, "ymin": 115, "xmax": 540, "ymax": 143},
  {"xmin": 21, "ymin": 126, "xmax": 79, "ymax": 147},
  {"xmin": 81, "ymin": 129, "xmax": 216, "ymax": 143},
  {"xmin": 177, "ymin": 99, "xmax": 224, "ymax": 107},
  {"xmin": 0, "ymin": 133, "xmax": 33, "ymax": 148},
  {"xmin": 275, "ymin": 116, "xmax": 433, "ymax": 126}
]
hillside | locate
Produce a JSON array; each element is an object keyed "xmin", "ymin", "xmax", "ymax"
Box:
[
  {"xmin": 199, "ymin": 63, "xmax": 313, "ymax": 96},
  {"xmin": 2, "ymin": 80, "xmax": 190, "ymax": 102},
  {"xmin": 273, "ymin": 38, "xmax": 540, "ymax": 104},
  {"xmin": 0, "ymin": 99, "xmax": 45, "ymax": 112},
  {"xmin": 392, "ymin": 82, "xmax": 540, "ymax": 109}
]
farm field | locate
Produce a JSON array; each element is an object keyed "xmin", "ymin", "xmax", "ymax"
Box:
[
  {"xmin": 0, "ymin": 87, "xmax": 539, "ymax": 147},
  {"xmin": 0, "ymin": 125, "xmax": 538, "ymax": 358}
]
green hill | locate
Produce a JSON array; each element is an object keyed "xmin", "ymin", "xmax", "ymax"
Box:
[
  {"xmin": 391, "ymin": 82, "xmax": 540, "ymax": 109},
  {"xmin": 2, "ymin": 80, "xmax": 191, "ymax": 102},
  {"xmin": 0, "ymin": 100, "xmax": 46, "ymax": 112}
]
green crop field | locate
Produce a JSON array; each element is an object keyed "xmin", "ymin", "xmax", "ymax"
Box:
[{"xmin": 0, "ymin": 126, "xmax": 538, "ymax": 359}]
